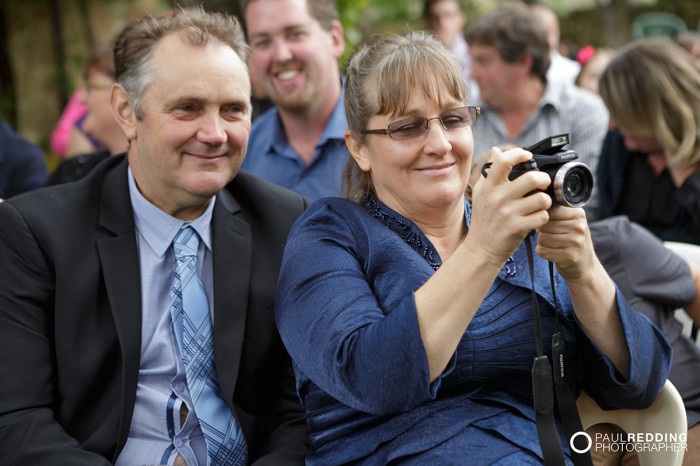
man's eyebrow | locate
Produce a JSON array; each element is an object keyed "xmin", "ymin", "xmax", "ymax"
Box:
[
  {"xmin": 166, "ymin": 96, "xmax": 205, "ymax": 107},
  {"xmin": 249, "ymin": 24, "xmax": 307, "ymax": 39}
]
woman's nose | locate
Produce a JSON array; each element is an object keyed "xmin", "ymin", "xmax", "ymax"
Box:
[{"xmin": 423, "ymin": 118, "xmax": 452, "ymax": 154}]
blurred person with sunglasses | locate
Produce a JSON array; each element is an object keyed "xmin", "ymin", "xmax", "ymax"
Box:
[
  {"xmin": 46, "ymin": 42, "xmax": 128, "ymax": 186},
  {"xmin": 273, "ymin": 31, "xmax": 671, "ymax": 465}
]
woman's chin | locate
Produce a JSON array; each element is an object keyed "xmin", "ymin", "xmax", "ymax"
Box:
[{"xmin": 422, "ymin": 186, "xmax": 467, "ymax": 208}]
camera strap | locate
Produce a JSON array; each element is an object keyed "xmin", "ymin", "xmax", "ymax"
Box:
[{"xmin": 524, "ymin": 235, "xmax": 593, "ymax": 466}]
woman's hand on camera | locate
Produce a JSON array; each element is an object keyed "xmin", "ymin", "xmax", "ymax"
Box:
[
  {"xmin": 469, "ymin": 146, "xmax": 552, "ymax": 267},
  {"xmin": 537, "ymin": 207, "xmax": 626, "ymax": 375},
  {"xmin": 535, "ymin": 205, "xmax": 598, "ymax": 282}
]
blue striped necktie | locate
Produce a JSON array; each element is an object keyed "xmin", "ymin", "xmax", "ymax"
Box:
[{"xmin": 170, "ymin": 225, "xmax": 247, "ymax": 466}]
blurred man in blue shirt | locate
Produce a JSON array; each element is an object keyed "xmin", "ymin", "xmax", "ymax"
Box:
[{"xmin": 242, "ymin": 0, "xmax": 349, "ymax": 201}]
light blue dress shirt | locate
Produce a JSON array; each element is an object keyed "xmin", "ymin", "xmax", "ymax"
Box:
[
  {"xmin": 241, "ymin": 81, "xmax": 350, "ymax": 201},
  {"xmin": 116, "ymin": 167, "xmax": 216, "ymax": 466}
]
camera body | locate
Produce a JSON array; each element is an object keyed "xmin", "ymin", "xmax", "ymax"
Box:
[{"xmin": 509, "ymin": 134, "xmax": 593, "ymax": 207}]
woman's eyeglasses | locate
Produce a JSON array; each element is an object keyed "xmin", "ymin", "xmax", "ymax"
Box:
[
  {"xmin": 361, "ymin": 106, "xmax": 480, "ymax": 141},
  {"xmin": 85, "ymin": 82, "xmax": 113, "ymax": 92}
]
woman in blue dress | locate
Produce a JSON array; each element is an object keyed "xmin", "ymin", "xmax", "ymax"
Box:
[{"xmin": 275, "ymin": 31, "xmax": 671, "ymax": 465}]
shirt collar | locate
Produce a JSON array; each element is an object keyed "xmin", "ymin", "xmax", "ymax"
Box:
[
  {"xmin": 128, "ymin": 166, "xmax": 215, "ymax": 257},
  {"xmin": 540, "ymin": 79, "xmax": 563, "ymax": 111},
  {"xmin": 322, "ymin": 80, "xmax": 349, "ymax": 141}
]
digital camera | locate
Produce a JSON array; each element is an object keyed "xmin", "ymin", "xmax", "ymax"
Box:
[{"xmin": 509, "ymin": 134, "xmax": 593, "ymax": 208}]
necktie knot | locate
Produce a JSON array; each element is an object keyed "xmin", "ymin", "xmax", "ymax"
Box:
[{"xmin": 173, "ymin": 226, "xmax": 199, "ymax": 259}]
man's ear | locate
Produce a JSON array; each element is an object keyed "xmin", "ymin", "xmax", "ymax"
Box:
[
  {"xmin": 344, "ymin": 130, "xmax": 371, "ymax": 172},
  {"xmin": 520, "ymin": 53, "xmax": 534, "ymax": 76},
  {"xmin": 329, "ymin": 20, "xmax": 346, "ymax": 60},
  {"xmin": 111, "ymin": 83, "xmax": 138, "ymax": 141}
]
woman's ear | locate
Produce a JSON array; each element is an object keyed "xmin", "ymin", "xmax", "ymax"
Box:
[
  {"xmin": 111, "ymin": 83, "xmax": 138, "ymax": 141},
  {"xmin": 345, "ymin": 130, "xmax": 371, "ymax": 172}
]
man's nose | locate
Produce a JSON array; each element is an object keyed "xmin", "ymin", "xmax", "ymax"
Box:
[{"xmin": 197, "ymin": 113, "xmax": 228, "ymax": 145}]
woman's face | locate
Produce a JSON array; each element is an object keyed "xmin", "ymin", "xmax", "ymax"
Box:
[
  {"xmin": 617, "ymin": 126, "xmax": 664, "ymax": 155},
  {"xmin": 82, "ymin": 71, "xmax": 121, "ymax": 152},
  {"xmin": 350, "ymin": 90, "xmax": 474, "ymax": 218}
]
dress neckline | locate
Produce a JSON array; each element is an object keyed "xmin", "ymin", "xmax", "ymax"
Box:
[{"xmin": 364, "ymin": 193, "xmax": 443, "ymax": 270}]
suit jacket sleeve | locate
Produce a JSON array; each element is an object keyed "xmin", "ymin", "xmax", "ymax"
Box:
[
  {"xmin": 250, "ymin": 350, "xmax": 309, "ymax": 465},
  {"xmin": 0, "ymin": 201, "xmax": 111, "ymax": 465}
]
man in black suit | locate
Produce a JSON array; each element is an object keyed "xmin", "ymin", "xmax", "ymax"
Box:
[{"xmin": 0, "ymin": 7, "xmax": 308, "ymax": 465}]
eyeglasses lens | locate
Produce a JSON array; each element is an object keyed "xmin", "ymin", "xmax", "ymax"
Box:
[{"xmin": 388, "ymin": 107, "xmax": 474, "ymax": 140}]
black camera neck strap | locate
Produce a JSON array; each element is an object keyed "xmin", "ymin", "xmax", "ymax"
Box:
[{"xmin": 523, "ymin": 235, "xmax": 593, "ymax": 466}]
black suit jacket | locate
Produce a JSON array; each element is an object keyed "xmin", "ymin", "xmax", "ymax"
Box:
[{"xmin": 0, "ymin": 155, "xmax": 309, "ymax": 465}]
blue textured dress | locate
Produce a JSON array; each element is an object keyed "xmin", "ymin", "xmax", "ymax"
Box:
[{"xmin": 275, "ymin": 195, "xmax": 672, "ymax": 465}]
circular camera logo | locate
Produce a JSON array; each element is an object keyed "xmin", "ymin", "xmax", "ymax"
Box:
[{"xmin": 570, "ymin": 431, "xmax": 592, "ymax": 454}]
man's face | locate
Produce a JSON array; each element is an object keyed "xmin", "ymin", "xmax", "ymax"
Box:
[
  {"xmin": 469, "ymin": 43, "xmax": 519, "ymax": 108},
  {"xmin": 245, "ymin": 0, "xmax": 344, "ymax": 113},
  {"xmin": 120, "ymin": 34, "xmax": 252, "ymax": 220},
  {"xmin": 428, "ymin": 0, "xmax": 466, "ymax": 47}
]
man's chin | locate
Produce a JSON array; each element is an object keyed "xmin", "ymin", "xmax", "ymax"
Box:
[
  {"xmin": 271, "ymin": 93, "xmax": 311, "ymax": 114},
  {"xmin": 187, "ymin": 171, "xmax": 238, "ymax": 196}
]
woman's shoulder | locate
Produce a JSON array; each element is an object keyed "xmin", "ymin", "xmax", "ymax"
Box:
[
  {"xmin": 300, "ymin": 197, "xmax": 372, "ymax": 225},
  {"xmin": 288, "ymin": 197, "xmax": 371, "ymax": 240},
  {"xmin": 289, "ymin": 197, "xmax": 417, "ymax": 255}
]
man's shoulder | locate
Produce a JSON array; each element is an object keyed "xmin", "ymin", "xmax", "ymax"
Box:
[
  {"xmin": 226, "ymin": 169, "xmax": 307, "ymax": 215},
  {"xmin": 245, "ymin": 109, "xmax": 281, "ymax": 168},
  {"xmin": 554, "ymin": 81, "xmax": 606, "ymax": 112},
  {"xmin": 249, "ymin": 107, "xmax": 280, "ymax": 137},
  {"xmin": 0, "ymin": 155, "xmax": 128, "ymax": 252},
  {"xmin": 590, "ymin": 215, "xmax": 660, "ymax": 259},
  {"xmin": 2, "ymin": 155, "xmax": 125, "ymax": 217},
  {"xmin": 46, "ymin": 150, "xmax": 111, "ymax": 186}
]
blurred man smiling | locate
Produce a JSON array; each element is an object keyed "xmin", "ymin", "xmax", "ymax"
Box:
[{"xmin": 242, "ymin": 0, "xmax": 350, "ymax": 201}]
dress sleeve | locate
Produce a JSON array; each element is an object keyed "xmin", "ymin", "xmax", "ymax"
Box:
[
  {"xmin": 572, "ymin": 287, "xmax": 672, "ymax": 410},
  {"xmin": 275, "ymin": 202, "xmax": 451, "ymax": 416}
]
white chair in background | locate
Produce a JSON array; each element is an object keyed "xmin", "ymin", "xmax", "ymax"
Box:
[
  {"xmin": 577, "ymin": 380, "xmax": 687, "ymax": 466},
  {"xmin": 664, "ymin": 241, "xmax": 700, "ymax": 341}
]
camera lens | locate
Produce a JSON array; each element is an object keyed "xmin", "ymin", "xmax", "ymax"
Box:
[
  {"xmin": 552, "ymin": 162, "xmax": 593, "ymax": 207},
  {"xmin": 565, "ymin": 172, "xmax": 584, "ymax": 198}
]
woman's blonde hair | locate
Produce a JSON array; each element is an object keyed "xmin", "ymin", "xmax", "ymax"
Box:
[
  {"xmin": 343, "ymin": 31, "xmax": 468, "ymax": 203},
  {"xmin": 599, "ymin": 39, "xmax": 700, "ymax": 167}
]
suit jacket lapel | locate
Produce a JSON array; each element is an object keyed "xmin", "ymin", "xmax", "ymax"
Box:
[
  {"xmin": 95, "ymin": 158, "xmax": 142, "ymax": 452},
  {"xmin": 212, "ymin": 189, "xmax": 251, "ymax": 402}
]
